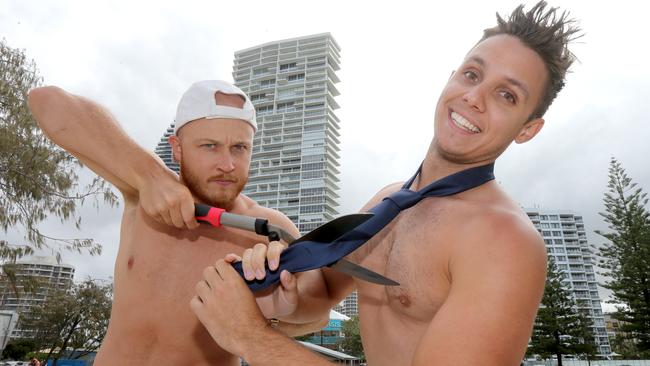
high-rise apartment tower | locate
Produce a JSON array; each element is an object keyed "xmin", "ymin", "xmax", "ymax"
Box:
[
  {"xmin": 232, "ymin": 33, "xmax": 342, "ymax": 233},
  {"xmin": 525, "ymin": 208, "xmax": 611, "ymax": 356},
  {"xmin": 154, "ymin": 123, "xmax": 179, "ymax": 174}
]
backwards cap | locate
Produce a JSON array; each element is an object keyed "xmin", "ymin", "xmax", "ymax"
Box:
[{"xmin": 174, "ymin": 80, "xmax": 257, "ymax": 134}]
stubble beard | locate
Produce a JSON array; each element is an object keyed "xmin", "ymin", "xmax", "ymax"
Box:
[{"xmin": 180, "ymin": 160, "xmax": 247, "ymax": 211}]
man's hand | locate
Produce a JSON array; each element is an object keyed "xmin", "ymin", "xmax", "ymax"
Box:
[
  {"xmin": 225, "ymin": 241, "xmax": 299, "ymax": 319},
  {"xmin": 190, "ymin": 259, "xmax": 272, "ymax": 357},
  {"xmin": 241, "ymin": 240, "xmax": 287, "ymax": 281},
  {"xmin": 137, "ymin": 168, "xmax": 199, "ymax": 229}
]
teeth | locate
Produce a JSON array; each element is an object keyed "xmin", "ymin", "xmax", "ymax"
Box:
[{"xmin": 451, "ymin": 112, "xmax": 481, "ymax": 133}]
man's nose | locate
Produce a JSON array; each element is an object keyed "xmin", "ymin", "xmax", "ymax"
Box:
[
  {"xmin": 462, "ymin": 86, "xmax": 486, "ymax": 112},
  {"xmin": 215, "ymin": 153, "xmax": 235, "ymax": 173}
]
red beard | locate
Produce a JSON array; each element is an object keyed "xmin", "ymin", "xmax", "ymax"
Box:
[{"xmin": 180, "ymin": 160, "xmax": 247, "ymax": 210}]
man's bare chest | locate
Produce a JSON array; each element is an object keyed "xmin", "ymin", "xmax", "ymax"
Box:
[
  {"xmin": 355, "ymin": 201, "xmax": 454, "ymax": 322},
  {"xmin": 117, "ymin": 209, "xmax": 262, "ymax": 295}
]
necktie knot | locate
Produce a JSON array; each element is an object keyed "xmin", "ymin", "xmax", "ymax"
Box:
[{"xmin": 383, "ymin": 189, "xmax": 422, "ymax": 210}]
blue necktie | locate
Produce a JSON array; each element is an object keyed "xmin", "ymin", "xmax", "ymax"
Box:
[{"xmin": 234, "ymin": 163, "xmax": 495, "ymax": 291}]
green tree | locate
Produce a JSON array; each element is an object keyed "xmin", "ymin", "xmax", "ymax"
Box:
[
  {"xmin": 610, "ymin": 330, "xmax": 639, "ymax": 358},
  {"xmin": 1, "ymin": 338, "xmax": 36, "ymax": 360},
  {"xmin": 22, "ymin": 279, "xmax": 112, "ymax": 365},
  {"xmin": 1, "ymin": 39, "xmax": 117, "ymax": 262},
  {"xmin": 528, "ymin": 258, "xmax": 598, "ymax": 366},
  {"xmin": 595, "ymin": 157, "xmax": 650, "ymax": 356},
  {"xmin": 338, "ymin": 315, "xmax": 364, "ymax": 360},
  {"xmin": 293, "ymin": 333, "xmax": 313, "ymax": 342}
]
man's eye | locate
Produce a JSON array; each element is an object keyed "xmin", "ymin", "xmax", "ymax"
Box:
[
  {"xmin": 233, "ymin": 145, "xmax": 248, "ymax": 151},
  {"xmin": 201, "ymin": 144, "xmax": 216, "ymax": 149},
  {"xmin": 463, "ymin": 71, "xmax": 478, "ymax": 82},
  {"xmin": 500, "ymin": 90, "xmax": 516, "ymax": 104}
]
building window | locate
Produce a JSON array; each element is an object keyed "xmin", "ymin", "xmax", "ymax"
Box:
[
  {"xmin": 303, "ymin": 132, "xmax": 325, "ymax": 142},
  {"xmin": 301, "ymin": 188, "xmax": 325, "ymax": 196},
  {"xmin": 302, "ymin": 163, "xmax": 324, "ymax": 171},
  {"xmin": 308, "ymin": 61, "xmax": 326, "ymax": 68},
  {"xmin": 260, "ymin": 79, "xmax": 276, "ymax": 87},
  {"xmin": 256, "ymin": 105, "xmax": 274, "ymax": 115},
  {"xmin": 276, "ymin": 102, "xmax": 295, "ymax": 112},
  {"xmin": 301, "ymin": 196, "xmax": 325, "ymax": 204},
  {"xmin": 301, "ymin": 155, "xmax": 325, "ymax": 164},
  {"xmin": 288, "ymin": 73, "xmax": 305, "ymax": 82},
  {"xmin": 302, "ymin": 171, "xmax": 324, "ymax": 179},
  {"xmin": 253, "ymin": 67, "xmax": 268, "ymax": 76},
  {"xmin": 277, "ymin": 87, "xmax": 303, "ymax": 98},
  {"xmin": 300, "ymin": 205, "xmax": 324, "ymax": 214},
  {"xmin": 280, "ymin": 62, "xmax": 297, "ymax": 71},
  {"xmin": 305, "ymin": 102, "xmax": 325, "ymax": 110},
  {"xmin": 304, "ymin": 117, "xmax": 326, "ymax": 127},
  {"xmin": 302, "ymin": 146, "xmax": 325, "ymax": 155},
  {"xmin": 250, "ymin": 93, "xmax": 266, "ymax": 101}
]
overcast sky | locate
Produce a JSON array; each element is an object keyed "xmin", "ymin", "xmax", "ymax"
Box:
[{"xmin": 2, "ymin": 0, "xmax": 649, "ymax": 312}]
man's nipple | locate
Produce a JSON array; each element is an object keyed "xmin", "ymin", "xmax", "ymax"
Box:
[
  {"xmin": 127, "ymin": 256, "xmax": 135, "ymax": 270},
  {"xmin": 398, "ymin": 292, "xmax": 412, "ymax": 307}
]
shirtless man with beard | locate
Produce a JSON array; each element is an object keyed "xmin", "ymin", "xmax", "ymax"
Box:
[
  {"xmin": 28, "ymin": 80, "xmax": 314, "ymax": 365},
  {"xmin": 190, "ymin": 2, "xmax": 582, "ymax": 365}
]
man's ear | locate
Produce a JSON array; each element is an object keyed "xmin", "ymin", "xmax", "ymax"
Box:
[
  {"xmin": 169, "ymin": 135, "xmax": 182, "ymax": 162},
  {"xmin": 515, "ymin": 118, "xmax": 545, "ymax": 144}
]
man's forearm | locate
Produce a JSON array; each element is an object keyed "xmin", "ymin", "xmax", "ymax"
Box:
[
  {"xmin": 241, "ymin": 326, "xmax": 333, "ymax": 366},
  {"xmin": 278, "ymin": 268, "xmax": 353, "ymax": 324},
  {"xmin": 274, "ymin": 314, "xmax": 329, "ymax": 337},
  {"xmin": 28, "ymin": 86, "xmax": 170, "ymax": 196}
]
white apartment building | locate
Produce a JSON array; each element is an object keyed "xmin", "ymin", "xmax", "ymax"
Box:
[
  {"xmin": 0, "ymin": 256, "xmax": 75, "ymax": 339},
  {"xmin": 154, "ymin": 123, "xmax": 179, "ymax": 174},
  {"xmin": 525, "ymin": 208, "xmax": 611, "ymax": 356},
  {"xmin": 232, "ymin": 33, "xmax": 342, "ymax": 234},
  {"xmin": 334, "ymin": 290, "xmax": 359, "ymax": 318}
]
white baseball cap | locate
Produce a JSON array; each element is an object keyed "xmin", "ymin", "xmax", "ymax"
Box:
[{"xmin": 174, "ymin": 80, "xmax": 257, "ymax": 134}]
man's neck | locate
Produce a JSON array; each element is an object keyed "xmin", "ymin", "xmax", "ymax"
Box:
[{"xmin": 414, "ymin": 146, "xmax": 495, "ymax": 191}]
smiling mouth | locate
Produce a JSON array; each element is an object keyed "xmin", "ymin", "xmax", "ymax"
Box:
[{"xmin": 451, "ymin": 111, "xmax": 481, "ymax": 133}]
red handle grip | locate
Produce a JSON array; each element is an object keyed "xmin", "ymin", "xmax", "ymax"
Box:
[{"xmin": 194, "ymin": 203, "xmax": 225, "ymax": 227}]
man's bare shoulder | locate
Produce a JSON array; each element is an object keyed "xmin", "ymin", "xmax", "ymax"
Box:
[
  {"xmin": 360, "ymin": 182, "xmax": 404, "ymax": 211},
  {"xmin": 448, "ymin": 202, "xmax": 547, "ymax": 280}
]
